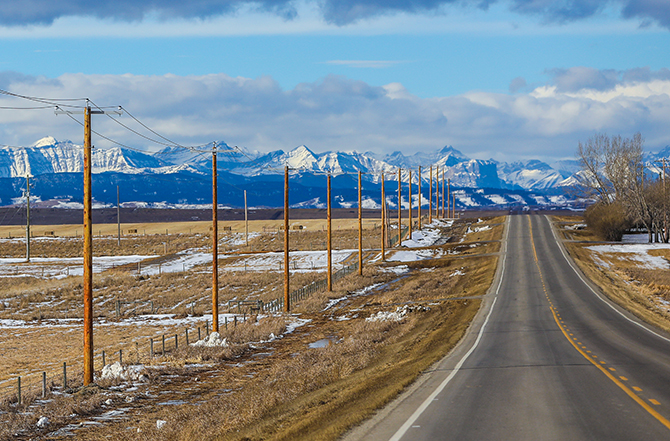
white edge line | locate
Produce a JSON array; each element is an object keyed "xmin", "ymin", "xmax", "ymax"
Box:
[
  {"xmin": 388, "ymin": 216, "xmax": 509, "ymax": 441},
  {"xmin": 545, "ymin": 215, "xmax": 670, "ymax": 344}
]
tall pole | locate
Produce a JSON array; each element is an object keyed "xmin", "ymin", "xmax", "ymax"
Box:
[
  {"xmin": 453, "ymin": 193, "xmax": 456, "ymax": 218},
  {"xmin": 447, "ymin": 179, "xmax": 451, "ymax": 219},
  {"xmin": 83, "ymin": 105, "xmax": 93, "ymax": 386},
  {"xmin": 408, "ymin": 169, "xmax": 413, "ymax": 240},
  {"xmin": 664, "ymin": 160, "xmax": 668, "ymax": 243},
  {"xmin": 418, "ymin": 166, "xmax": 422, "ymax": 230},
  {"xmin": 327, "ymin": 174, "xmax": 333, "ymax": 291},
  {"xmin": 381, "ymin": 172, "xmax": 386, "ymax": 261},
  {"xmin": 442, "ymin": 170, "xmax": 446, "ymax": 218},
  {"xmin": 429, "ymin": 166, "xmax": 433, "ymax": 224},
  {"xmin": 397, "ymin": 168, "xmax": 402, "ymax": 247},
  {"xmin": 116, "ymin": 185, "xmax": 121, "ymax": 247},
  {"xmin": 284, "ymin": 166, "xmax": 290, "ymax": 311},
  {"xmin": 358, "ymin": 170, "xmax": 363, "ymax": 276},
  {"xmin": 25, "ymin": 175, "xmax": 30, "ymax": 262},
  {"xmin": 212, "ymin": 147, "xmax": 219, "ymax": 333},
  {"xmin": 244, "ymin": 190, "xmax": 249, "ymax": 247},
  {"xmin": 435, "ymin": 165, "xmax": 440, "ymax": 219}
]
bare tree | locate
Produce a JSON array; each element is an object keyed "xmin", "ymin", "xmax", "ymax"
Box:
[{"xmin": 575, "ymin": 132, "xmax": 662, "ymax": 242}]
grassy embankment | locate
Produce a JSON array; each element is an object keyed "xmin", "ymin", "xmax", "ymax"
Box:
[{"xmin": 553, "ymin": 215, "xmax": 670, "ymax": 334}]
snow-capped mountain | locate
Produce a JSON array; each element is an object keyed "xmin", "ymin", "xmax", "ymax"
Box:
[
  {"xmin": 0, "ymin": 136, "xmax": 604, "ymax": 209},
  {"xmin": 497, "ymin": 160, "xmax": 566, "ymax": 190},
  {"xmin": 0, "ymin": 137, "xmax": 167, "ymax": 178}
]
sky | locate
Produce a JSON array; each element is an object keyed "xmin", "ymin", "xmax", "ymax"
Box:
[{"xmin": 0, "ymin": 0, "xmax": 669, "ymax": 164}]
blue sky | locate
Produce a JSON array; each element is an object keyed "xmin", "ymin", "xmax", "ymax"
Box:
[{"xmin": 1, "ymin": 0, "xmax": 670, "ymax": 162}]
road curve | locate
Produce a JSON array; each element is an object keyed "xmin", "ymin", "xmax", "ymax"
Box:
[{"xmin": 343, "ymin": 214, "xmax": 670, "ymax": 441}]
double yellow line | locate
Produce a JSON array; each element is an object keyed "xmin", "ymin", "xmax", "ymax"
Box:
[{"xmin": 528, "ymin": 216, "xmax": 670, "ymax": 431}]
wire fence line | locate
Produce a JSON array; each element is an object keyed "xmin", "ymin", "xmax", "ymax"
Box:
[
  {"xmin": 262, "ymin": 260, "xmax": 360, "ymax": 313},
  {"xmin": 0, "ymin": 258, "xmax": 363, "ymax": 406}
]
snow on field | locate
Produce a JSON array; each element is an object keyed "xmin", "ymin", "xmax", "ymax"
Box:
[
  {"xmin": 139, "ymin": 251, "xmax": 212, "ymax": 276},
  {"xmin": 387, "ymin": 249, "xmax": 445, "ymax": 262},
  {"xmin": 401, "ymin": 228, "xmax": 442, "ymax": 248},
  {"xmin": 221, "ymin": 232, "xmax": 261, "ymax": 247},
  {"xmin": 0, "ymin": 246, "xmax": 355, "ymax": 280},
  {"xmin": 467, "ymin": 225, "xmax": 491, "ymax": 234},
  {"xmin": 586, "ymin": 244, "xmax": 670, "ymax": 270},
  {"xmin": 223, "ymin": 250, "xmax": 353, "ymax": 273},
  {"xmin": 0, "ymin": 255, "xmax": 157, "ymax": 279}
]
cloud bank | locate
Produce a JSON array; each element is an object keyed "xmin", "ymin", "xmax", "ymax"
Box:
[
  {"xmin": 0, "ymin": 68, "xmax": 669, "ymax": 162},
  {"xmin": 1, "ymin": 0, "xmax": 669, "ymax": 29}
]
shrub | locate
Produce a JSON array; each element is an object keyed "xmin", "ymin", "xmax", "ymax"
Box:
[{"xmin": 584, "ymin": 201, "xmax": 631, "ymax": 241}]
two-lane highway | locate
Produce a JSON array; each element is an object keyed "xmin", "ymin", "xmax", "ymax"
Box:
[{"xmin": 345, "ymin": 214, "xmax": 670, "ymax": 441}]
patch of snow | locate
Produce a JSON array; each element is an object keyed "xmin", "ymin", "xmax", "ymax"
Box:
[
  {"xmin": 100, "ymin": 362, "xmax": 148, "ymax": 382},
  {"xmin": 156, "ymin": 420, "xmax": 167, "ymax": 429},
  {"xmin": 586, "ymin": 244, "xmax": 670, "ymax": 270},
  {"xmin": 365, "ymin": 305, "xmax": 430, "ymax": 322},
  {"xmin": 191, "ymin": 332, "xmax": 228, "ymax": 347},
  {"xmin": 380, "ymin": 265, "xmax": 410, "ymax": 274},
  {"xmin": 37, "ymin": 416, "xmax": 49, "ymax": 428}
]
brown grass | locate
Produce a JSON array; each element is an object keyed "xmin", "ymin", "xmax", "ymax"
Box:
[
  {"xmin": 563, "ymin": 238, "xmax": 670, "ymax": 334},
  {"xmin": 0, "ymin": 216, "xmax": 502, "ymax": 441}
]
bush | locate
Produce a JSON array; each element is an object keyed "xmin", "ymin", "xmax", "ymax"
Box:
[{"xmin": 584, "ymin": 201, "xmax": 631, "ymax": 241}]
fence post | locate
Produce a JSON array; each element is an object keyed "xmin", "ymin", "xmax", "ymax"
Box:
[
  {"xmin": 198, "ymin": 327, "xmax": 201, "ymax": 341},
  {"xmin": 206, "ymin": 320, "xmax": 209, "ymax": 336},
  {"xmin": 102, "ymin": 350, "xmax": 106, "ymax": 367},
  {"xmin": 63, "ymin": 362, "xmax": 67, "ymax": 390},
  {"xmin": 17, "ymin": 377, "xmax": 21, "ymax": 405},
  {"xmin": 162, "ymin": 335, "xmax": 165, "ymax": 355},
  {"xmin": 116, "ymin": 300, "xmax": 120, "ymax": 319},
  {"xmin": 185, "ymin": 329, "xmax": 189, "ymax": 346},
  {"xmin": 151, "ymin": 301, "xmax": 154, "ymax": 314},
  {"xmin": 42, "ymin": 372, "xmax": 46, "ymax": 398},
  {"xmin": 150, "ymin": 338, "xmax": 154, "ymax": 358},
  {"xmin": 174, "ymin": 334, "xmax": 178, "ymax": 350},
  {"xmin": 119, "ymin": 349, "xmax": 123, "ymax": 364}
]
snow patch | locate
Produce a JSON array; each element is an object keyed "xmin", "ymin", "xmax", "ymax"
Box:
[{"xmin": 191, "ymin": 332, "xmax": 228, "ymax": 347}]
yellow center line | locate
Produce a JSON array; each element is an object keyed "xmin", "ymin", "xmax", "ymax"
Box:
[
  {"xmin": 528, "ymin": 217, "xmax": 670, "ymax": 431},
  {"xmin": 620, "ymin": 376, "xmax": 629, "ymax": 381},
  {"xmin": 651, "ymin": 400, "xmax": 662, "ymax": 406}
]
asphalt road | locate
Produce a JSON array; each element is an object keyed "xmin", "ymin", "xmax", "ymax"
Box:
[{"xmin": 344, "ymin": 214, "xmax": 670, "ymax": 441}]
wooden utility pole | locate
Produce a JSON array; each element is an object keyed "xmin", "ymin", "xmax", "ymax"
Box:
[
  {"xmin": 408, "ymin": 170, "xmax": 413, "ymax": 240},
  {"xmin": 212, "ymin": 147, "xmax": 219, "ymax": 333},
  {"xmin": 25, "ymin": 175, "xmax": 30, "ymax": 262},
  {"xmin": 56, "ymin": 102, "xmax": 121, "ymax": 386},
  {"xmin": 435, "ymin": 165, "xmax": 440, "ymax": 219},
  {"xmin": 117, "ymin": 185, "xmax": 121, "ymax": 246},
  {"xmin": 442, "ymin": 170, "xmax": 446, "ymax": 218},
  {"xmin": 453, "ymin": 193, "xmax": 456, "ymax": 218},
  {"xmin": 83, "ymin": 106, "xmax": 93, "ymax": 385},
  {"xmin": 284, "ymin": 166, "xmax": 290, "ymax": 311},
  {"xmin": 429, "ymin": 166, "xmax": 433, "ymax": 224},
  {"xmin": 244, "ymin": 190, "xmax": 249, "ymax": 247},
  {"xmin": 358, "ymin": 171, "xmax": 363, "ymax": 276},
  {"xmin": 418, "ymin": 166, "xmax": 422, "ymax": 230},
  {"xmin": 327, "ymin": 174, "xmax": 333, "ymax": 291},
  {"xmin": 397, "ymin": 168, "xmax": 402, "ymax": 247},
  {"xmin": 381, "ymin": 172, "xmax": 386, "ymax": 261},
  {"xmin": 448, "ymin": 179, "xmax": 452, "ymax": 218}
]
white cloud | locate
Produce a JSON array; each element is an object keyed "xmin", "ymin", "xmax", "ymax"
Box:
[{"xmin": 1, "ymin": 70, "xmax": 669, "ymax": 162}]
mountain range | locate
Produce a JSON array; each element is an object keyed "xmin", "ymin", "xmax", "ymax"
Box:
[{"xmin": 0, "ymin": 136, "xmax": 663, "ymax": 210}]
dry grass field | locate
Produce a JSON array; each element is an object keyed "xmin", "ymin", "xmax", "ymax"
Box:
[
  {"xmin": 553, "ymin": 216, "xmax": 670, "ymax": 334},
  {"xmin": 0, "ymin": 215, "xmax": 503, "ymax": 440}
]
